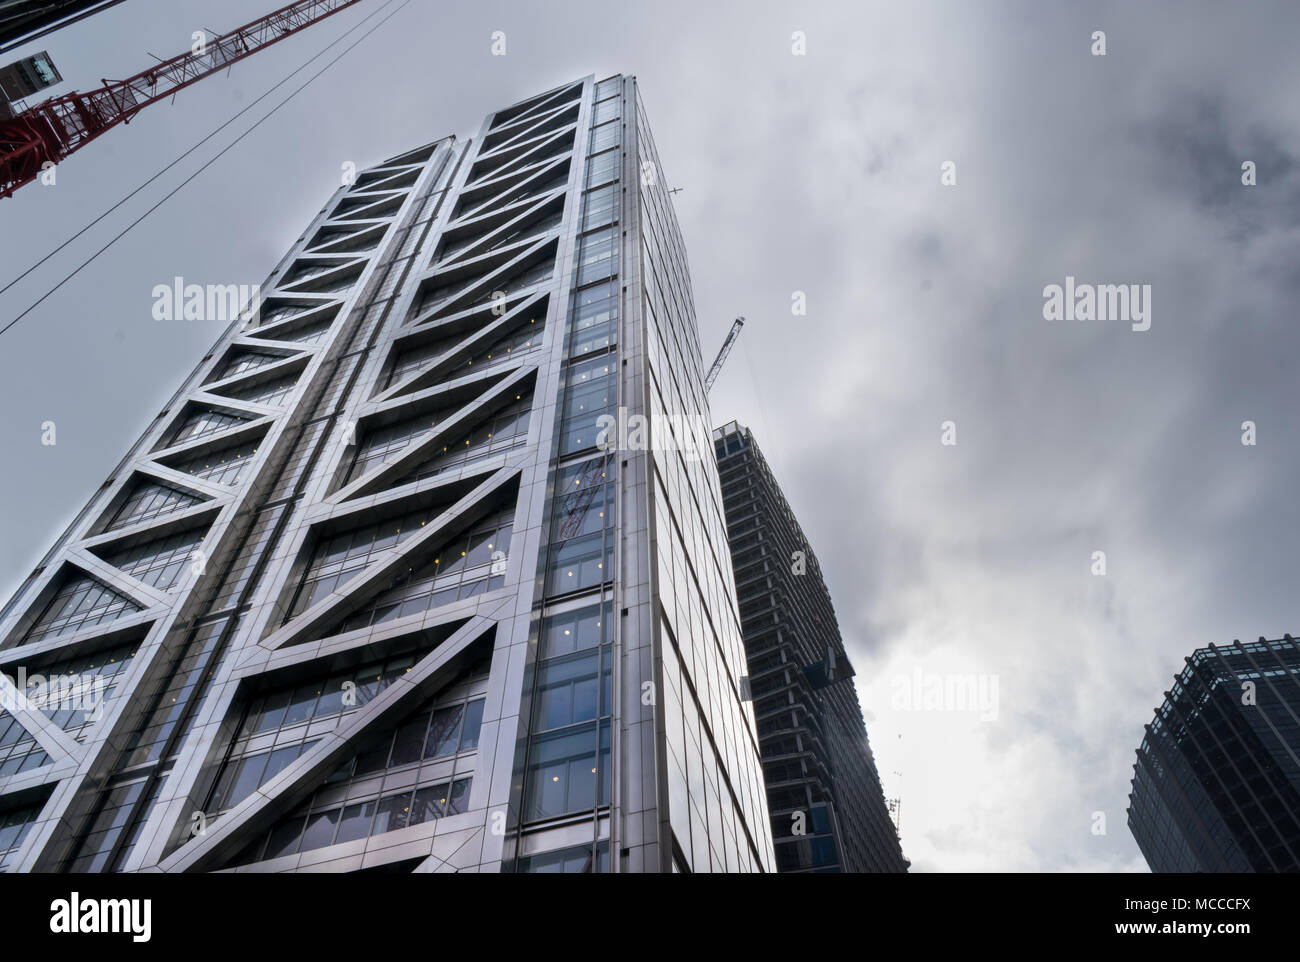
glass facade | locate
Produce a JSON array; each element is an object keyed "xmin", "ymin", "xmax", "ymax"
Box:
[
  {"xmin": 637, "ymin": 94, "xmax": 775, "ymax": 873},
  {"xmin": 0, "ymin": 801, "xmax": 43, "ymax": 872},
  {"xmin": 0, "ymin": 712, "xmax": 51, "ymax": 777},
  {"xmin": 0, "ymin": 75, "xmax": 775, "ymax": 874},
  {"xmin": 1128, "ymin": 635, "xmax": 1300, "ymax": 872},
  {"xmin": 17, "ymin": 570, "xmax": 141, "ymax": 646},
  {"xmin": 167, "ymin": 439, "xmax": 260, "ymax": 486},
  {"xmin": 105, "ymin": 480, "xmax": 203, "ymax": 532}
]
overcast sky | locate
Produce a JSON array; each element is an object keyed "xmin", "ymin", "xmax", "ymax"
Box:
[{"xmin": 2, "ymin": 0, "xmax": 1297, "ymax": 872}]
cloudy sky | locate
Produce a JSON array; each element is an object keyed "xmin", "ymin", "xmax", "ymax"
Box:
[{"xmin": 2, "ymin": 0, "xmax": 1297, "ymax": 872}]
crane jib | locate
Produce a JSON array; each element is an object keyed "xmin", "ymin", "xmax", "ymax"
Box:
[{"xmin": 0, "ymin": 0, "xmax": 368, "ymax": 198}]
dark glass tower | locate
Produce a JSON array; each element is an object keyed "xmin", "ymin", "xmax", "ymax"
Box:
[
  {"xmin": 712, "ymin": 421, "xmax": 907, "ymax": 872},
  {"xmin": 0, "ymin": 76, "xmax": 775, "ymax": 873},
  {"xmin": 1128, "ymin": 635, "xmax": 1300, "ymax": 872},
  {"xmin": 0, "ymin": 1, "xmax": 123, "ymax": 52}
]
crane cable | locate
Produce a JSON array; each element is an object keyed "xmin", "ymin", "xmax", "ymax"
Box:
[
  {"xmin": 0, "ymin": 0, "xmax": 410, "ymax": 339},
  {"xmin": 1, "ymin": 0, "xmax": 401, "ymax": 302}
]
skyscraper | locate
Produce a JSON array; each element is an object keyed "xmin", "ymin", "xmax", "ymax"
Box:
[
  {"xmin": 712, "ymin": 421, "xmax": 907, "ymax": 872},
  {"xmin": 0, "ymin": 75, "xmax": 775, "ymax": 873},
  {"xmin": 1128, "ymin": 634, "xmax": 1300, "ymax": 873},
  {"xmin": 0, "ymin": 1, "xmax": 125, "ymax": 53}
]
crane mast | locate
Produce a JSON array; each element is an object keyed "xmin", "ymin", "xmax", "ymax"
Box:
[{"xmin": 0, "ymin": 0, "xmax": 366, "ymax": 198}]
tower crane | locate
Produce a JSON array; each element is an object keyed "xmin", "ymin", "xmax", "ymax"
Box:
[
  {"xmin": 0, "ymin": 0, "xmax": 367, "ymax": 199},
  {"xmin": 704, "ymin": 315, "xmax": 744, "ymax": 391}
]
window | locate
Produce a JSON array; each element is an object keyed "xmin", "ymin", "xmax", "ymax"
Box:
[
  {"xmin": 546, "ymin": 536, "xmax": 610, "ymax": 596},
  {"xmin": 521, "ymin": 603, "xmax": 614, "ymax": 824},
  {"xmin": 446, "ymin": 777, "xmax": 471, "ymax": 815},
  {"xmin": 64, "ymin": 778, "xmax": 150, "ymax": 873},
  {"xmin": 168, "ymin": 409, "xmax": 247, "ymax": 447},
  {"xmin": 524, "ymin": 721, "xmax": 610, "ymax": 820},
  {"xmin": 586, "ymin": 148, "xmax": 619, "ymax": 189},
  {"xmin": 208, "ymin": 740, "xmax": 318, "ymax": 812},
  {"xmin": 286, "ymin": 506, "xmax": 438, "ymax": 621},
  {"xmin": 20, "ymin": 641, "xmax": 137, "ymax": 737},
  {"xmin": 410, "ymin": 784, "xmax": 447, "ymax": 823},
  {"xmin": 534, "ymin": 650, "xmax": 610, "ymax": 730},
  {"xmin": 557, "ymin": 356, "xmax": 614, "ymax": 455},
  {"xmin": 345, "ymin": 404, "xmax": 456, "ymax": 483},
  {"xmin": 539, "ymin": 603, "xmax": 608, "ymax": 659},
  {"xmin": 206, "ymin": 653, "xmax": 421, "ymax": 813},
  {"xmin": 581, "ymin": 183, "xmax": 617, "ymax": 230},
  {"xmin": 454, "ymin": 320, "xmax": 545, "ymax": 375},
  {"xmin": 333, "ymin": 511, "xmax": 513, "ymax": 634},
  {"xmin": 569, "ymin": 281, "xmax": 616, "ymax": 357},
  {"xmin": 240, "ymin": 777, "xmax": 473, "ymax": 865},
  {"xmin": 385, "ymin": 337, "xmax": 455, "ymax": 389},
  {"xmin": 20, "ymin": 573, "xmax": 141, "ymax": 645},
  {"xmin": 107, "ymin": 481, "xmax": 202, "ymax": 532},
  {"xmin": 397, "ymin": 396, "xmax": 533, "ymax": 486},
  {"xmin": 592, "ymin": 99, "xmax": 619, "ymax": 125},
  {"xmin": 518, "ymin": 841, "xmax": 609, "ymax": 873},
  {"xmin": 493, "ymin": 165, "xmax": 558, "ymax": 202},
  {"xmin": 426, "ymin": 704, "xmax": 465, "ymax": 757},
  {"xmin": 334, "ymin": 801, "xmax": 378, "ymax": 844},
  {"xmin": 575, "ymin": 228, "xmax": 618, "ymax": 287},
  {"xmin": 276, "ymin": 319, "xmax": 333, "ymax": 344},
  {"xmin": 0, "ymin": 804, "xmax": 42, "ymax": 873},
  {"xmin": 170, "ymin": 440, "xmax": 258, "ymax": 486},
  {"xmin": 594, "ymin": 77, "xmax": 621, "ymax": 101},
  {"xmin": 101, "ymin": 529, "xmax": 205, "ymax": 592},
  {"xmin": 216, "ymin": 351, "xmax": 280, "ymax": 380},
  {"xmin": 590, "ymin": 120, "xmax": 619, "ymax": 153},
  {"xmin": 460, "ymin": 699, "xmax": 485, "ymax": 751},
  {"xmin": 300, "ymin": 809, "xmax": 340, "ymax": 850},
  {"xmin": 320, "ymin": 695, "xmax": 486, "ymax": 788},
  {"xmin": 259, "ymin": 303, "xmax": 312, "ymax": 325},
  {"xmin": 0, "ymin": 712, "xmax": 50, "ymax": 777},
  {"xmin": 227, "ymin": 373, "xmax": 299, "ymax": 407},
  {"xmin": 545, "ymin": 457, "xmax": 613, "ymax": 595}
]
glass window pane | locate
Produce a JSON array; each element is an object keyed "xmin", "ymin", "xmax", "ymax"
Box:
[
  {"xmin": 264, "ymin": 816, "xmax": 306, "ymax": 860},
  {"xmin": 390, "ymin": 714, "xmax": 430, "ymax": 766},
  {"xmin": 447, "ymin": 778, "xmax": 471, "ymax": 815},
  {"xmin": 373, "ymin": 792, "xmax": 413, "ymax": 835},
  {"xmin": 260, "ymin": 744, "xmax": 302, "ymax": 787},
  {"xmin": 459, "ymin": 700, "xmax": 485, "ymax": 751},
  {"xmin": 355, "ymin": 738, "xmax": 392, "ymax": 776},
  {"xmin": 334, "ymin": 801, "xmax": 376, "ymax": 844},
  {"xmin": 410, "ymin": 783, "xmax": 447, "ymax": 825},
  {"xmin": 250, "ymin": 690, "xmax": 291, "ymax": 734},
  {"xmin": 313, "ymin": 676, "xmax": 349, "ymax": 717},
  {"xmin": 300, "ymin": 809, "xmax": 340, "ymax": 851},
  {"xmin": 426, "ymin": 705, "xmax": 464, "ymax": 758},
  {"xmin": 226, "ymin": 752, "xmax": 269, "ymax": 808},
  {"xmin": 281, "ymin": 686, "xmax": 318, "ymax": 727}
]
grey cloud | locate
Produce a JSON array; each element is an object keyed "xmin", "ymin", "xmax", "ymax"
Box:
[{"xmin": 3, "ymin": 0, "xmax": 1298, "ymax": 871}]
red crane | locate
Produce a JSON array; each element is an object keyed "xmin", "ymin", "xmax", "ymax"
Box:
[{"xmin": 0, "ymin": 0, "xmax": 366, "ymax": 199}]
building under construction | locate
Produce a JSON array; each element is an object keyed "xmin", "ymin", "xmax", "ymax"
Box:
[{"xmin": 713, "ymin": 420, "xmax": 908, "ymax": 872}]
